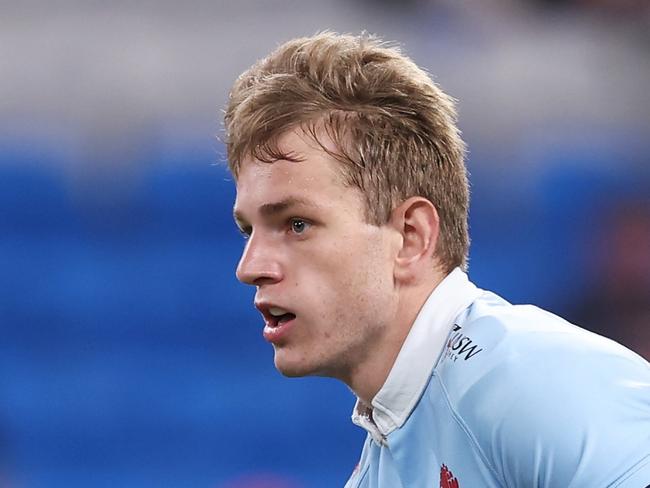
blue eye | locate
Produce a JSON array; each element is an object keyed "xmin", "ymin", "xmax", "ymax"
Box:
[{"xmin": 290, "ymin": 218, "xmax": 310, "ymax": 235}]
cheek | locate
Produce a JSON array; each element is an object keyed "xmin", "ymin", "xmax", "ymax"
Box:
[
  {"xmin": 318, "ymin": 240, "xmax": 393, "ymax": 317},
  {"xmin": 290, "ymin": 228, "xmax": 394, "ymax": 323},
  {"xmin": 350, "ymin": 234, "xmax": 394, "ymax": 287}
]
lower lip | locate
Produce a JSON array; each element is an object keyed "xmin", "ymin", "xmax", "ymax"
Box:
[{"xmin": 263, "ymin": 317, "xmax": 296, "ymax": 344}]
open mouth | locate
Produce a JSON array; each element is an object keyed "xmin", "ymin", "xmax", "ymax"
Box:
[
  {"xmin": 268, "ymin": 307, "xmax": 296, "ymax": 328},
  {"xmin": 260, "ymin": 305, "xmax": 298, "ymax": 343}
]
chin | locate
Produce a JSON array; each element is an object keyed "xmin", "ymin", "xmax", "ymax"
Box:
[{"xmin": 273, "ymin": 351, "xmax": 318, "ymax": 378}]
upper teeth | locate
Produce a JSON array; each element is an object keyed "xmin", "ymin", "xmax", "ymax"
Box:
[{"xmin": 269, "ymin": 307, "xmax": 289, "ymax": 317}]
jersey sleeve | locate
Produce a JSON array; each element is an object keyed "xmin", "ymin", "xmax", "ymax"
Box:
[
  {"xmin": 613, "ymin": 455, "xmax": 650, "ymax": 488},
  {"xmin": 459, "ymin": 328, "xmax": 650, "ymax": 488}
]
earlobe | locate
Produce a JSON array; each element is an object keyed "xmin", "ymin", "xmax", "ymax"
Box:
[{"xmin": 392, "ymin": 197, "xmax": 440, "ymax": 281}]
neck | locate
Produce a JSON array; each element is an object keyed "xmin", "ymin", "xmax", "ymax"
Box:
[{"xmin": 344, "ymin": 273, "xmax": 445, "ymax": 405}]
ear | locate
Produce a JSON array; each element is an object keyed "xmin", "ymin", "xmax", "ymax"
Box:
[{"xmin": 390, "ymin": 197, "xmax": 440, "ymax": 282}]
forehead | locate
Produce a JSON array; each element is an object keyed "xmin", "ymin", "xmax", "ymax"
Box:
[{"xmin": 233, "ymin": 129, "xmax": 354, "ymax": 215}]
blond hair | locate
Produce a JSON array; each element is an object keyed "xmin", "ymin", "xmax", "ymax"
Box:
[{"xmin": 224, "ymin": 32, "xmax": 469, "ymax": 273}]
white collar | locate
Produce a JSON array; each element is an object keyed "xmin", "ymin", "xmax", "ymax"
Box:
[{"xmin": 351, "ymin": 268, "xmax": 482, "ymax": 443}]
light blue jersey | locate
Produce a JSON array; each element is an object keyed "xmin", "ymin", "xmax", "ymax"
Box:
[{"xmin": 345, "ymin": 269, "xmax": 650, "ymax": 488}]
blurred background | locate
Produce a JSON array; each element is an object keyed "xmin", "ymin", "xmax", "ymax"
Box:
[{"xmin": 1, "ymin": 0, "xmax": 649, "ymax": 486}]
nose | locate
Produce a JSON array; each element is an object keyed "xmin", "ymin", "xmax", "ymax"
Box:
[{"xmin": 236, "ymin": 233, "xmax": 283, "ymax": 286}]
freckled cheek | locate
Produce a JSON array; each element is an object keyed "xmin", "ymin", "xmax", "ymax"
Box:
[{"xmin": 291, "ymin": 247, "xmax": 363, "ymax": 322}]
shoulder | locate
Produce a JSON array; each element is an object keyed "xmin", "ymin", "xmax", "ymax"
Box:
[
  {"xmin": 437, "ymin": 290, "xmax": 649, "ymax": 396},
  {"xmin": 435, "ymin": 290, "xmax": 650, "ymax": 486}
]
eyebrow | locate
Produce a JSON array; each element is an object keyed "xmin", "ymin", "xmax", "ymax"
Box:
[{"xmin": 233, "ymin": 196, "xmax": 320, "ymax": 225}]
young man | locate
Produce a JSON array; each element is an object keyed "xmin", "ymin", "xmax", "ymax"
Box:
[{"xmin": 225, "ymin": 33, "xmax": 650, "ymax": 487}]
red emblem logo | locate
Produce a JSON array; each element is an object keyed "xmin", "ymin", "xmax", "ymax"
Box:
[{"xmin": 440, "ymin": 464, "xmax": 459, "ymax": 488}]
